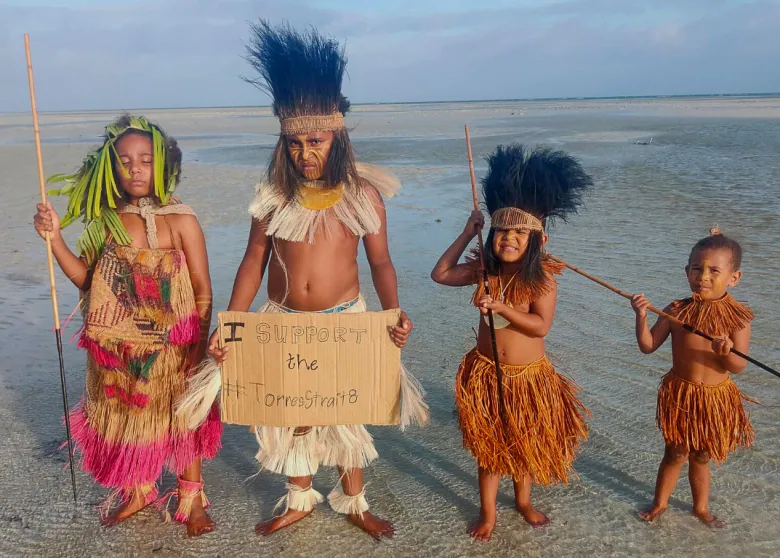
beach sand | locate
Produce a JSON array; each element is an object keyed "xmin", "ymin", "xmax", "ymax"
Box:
[{"xmin": 1, "ymin": 97, "xmax": 779, "ymax": 557}]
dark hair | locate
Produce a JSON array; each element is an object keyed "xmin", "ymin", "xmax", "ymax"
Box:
[
  {"xmin": 268, "ymin": 127, "xmax": 359, "ymax": 199},
  {"xmin": 483, "ymin": 228, "xmax": 546, "ymax": 285},
  {"xmin": 109, "ymin": 115, "xmax": 182, "ymax": 199},
  {"xmin": 689, "ymin": 228, "xmax": 743, "ymax": 270},
  {"xmin": 481, "ymin": 143, "xmax": 591, "ymax": 280}
]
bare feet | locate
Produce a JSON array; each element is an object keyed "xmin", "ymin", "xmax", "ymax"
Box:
[
  {"xmin": 255, "ymin": 509, "xmax": 313, "ymax": 536},
  {"xmin": 348, "ymin": 511, "xmax": 394, "ymax": 541},
  {"xmin": 639, "ymin": 503, "xmax": 668, "ymax": 523},
  {"xmin": 516, "ymin": 503, "xmax": 550, "ymax": 528},
  {"xmin": 186, "ymin": 498, "xmax": 215, "ymax": 537},
  {"xmin": 694, "ymin": 510, "xmax": 725, "ymax": 529},
  {"xmin": 468, "ymin": 514, "xmax": 496, "ymax": 542},
  {"xmin": 100, "ymin": 491, "xmax": 152, "ymax": 527}
]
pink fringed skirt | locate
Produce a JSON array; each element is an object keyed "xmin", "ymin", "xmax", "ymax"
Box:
[{"xmin": 69, "ymin": 244, "xmax": 222, "ymax": 489}]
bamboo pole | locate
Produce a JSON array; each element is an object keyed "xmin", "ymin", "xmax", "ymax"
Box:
[{"xmin": 25, "ymin": 34, "xmax": 78, "ymax": 502}]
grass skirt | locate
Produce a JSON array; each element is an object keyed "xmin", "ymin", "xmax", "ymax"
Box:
[
  {"xmin": 254, "ymin": 297, "xmax": 378, "ymax": 476},
  {"xmin": 657, "ymin": 371, "xmax": 755, "ymax": 464},
  {"xmin": 455, "ymin": 348, "xmax": 588, "ymax": 484},
  {"xmin": 71, "ymin": 245, "xmax": 222, "ymax": 490}
]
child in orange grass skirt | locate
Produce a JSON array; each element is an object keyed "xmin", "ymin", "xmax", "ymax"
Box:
[
  {"xmin": 432, "ymin": 144, "xmax": 592, "ymax": 541},
  {"xmin": 632, "ymin": 228, "xmax": 755, "ymax": 528}
]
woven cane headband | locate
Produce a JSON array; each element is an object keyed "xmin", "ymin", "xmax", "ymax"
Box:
[
  {"xmin": 280, "ymin": 113, "xmax": 344, "ymax": 135},
  {"xmin": 490, "ymin": 207, "xmax": 544, "ymax": 232}
]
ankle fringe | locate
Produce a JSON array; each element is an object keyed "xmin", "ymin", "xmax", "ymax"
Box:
[
  {"xmin": 327, "ymin": 485, "xmax": 369, "ymax": 517},
  {"xmin": 273, "ymin": 483, "xmax": 324, "ymax": 515},
  {"xmin": 158, "ymin": 477, "xmax": 209, "ymax": 523}
]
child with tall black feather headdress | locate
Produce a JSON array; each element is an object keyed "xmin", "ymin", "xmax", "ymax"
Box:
[
  {"xmin": 178, "ymin": 20, "xmax": 428, "ymax": 540},
  {"xmin": 432, "ymin": 144, "xmax": 592, "ymax": 541},
  {"xmin": 32, "ymin": 114, "xmax": 222, "ymax": 536}
]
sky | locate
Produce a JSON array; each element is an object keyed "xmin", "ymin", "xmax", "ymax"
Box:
[{"xmin": 1, "ymin": 0, "xmax": 779, "ymax": 112}]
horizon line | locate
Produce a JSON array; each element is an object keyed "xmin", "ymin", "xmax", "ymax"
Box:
[{"xmin": 2, "ymin": 91, "xmax": 779, "ymax": 116}]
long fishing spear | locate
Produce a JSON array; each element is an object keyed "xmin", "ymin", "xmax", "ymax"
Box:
[
  {"xmin": 548, "ymin": 255, "xmax": 780, "ymax": 379},
  {"xmin": 25, "ymin": 34, "xmax": 78, "ymax": 503},
  {"xmin": 465, "ymin": 125, "xmax": 510, "ymax": 433}
]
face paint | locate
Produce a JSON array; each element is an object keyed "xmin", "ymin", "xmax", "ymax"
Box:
[
  {"xmin": 286, "ymin": 131, "xmax": 334, "ymax": 180},
  {"xmin": 114, "ymin": 132, "xmax": 154, "ymax": 199},
  {"xmin": 686, "ymin": 248, "xmax": 735, "ymax": 300}
]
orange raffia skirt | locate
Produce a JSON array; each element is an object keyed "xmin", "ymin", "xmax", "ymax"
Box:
[
  {"xmin": 656, "ymin": 371, "xmax": 755, "ymax": 464},
  {"xmin": 455, "ymin": 348, "xmax": 589, "ymax": 484}
]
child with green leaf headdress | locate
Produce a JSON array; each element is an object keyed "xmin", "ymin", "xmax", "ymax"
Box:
[
  {"xmin": 47, "ymin": 114, "xmax": 182, "ymax": 266},
  {"xmin": 33, "ymin": 114, "xmax": 222, "ymax": 537}
]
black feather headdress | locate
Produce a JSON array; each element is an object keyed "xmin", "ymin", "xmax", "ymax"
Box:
[
  {"xmin": 243, "ymin": 20, "xmax": 359, "ymax": 196},
  {"xmin": 482, "ymin": 144, "xmax": 592, "ymax": 226},
  {"xmin": 244, "ymin": 20, "xmax": 350, "ymax": 122},
  {"xmin": 479, "ymin": 143, "xmax": 593, "ymax": 279}
]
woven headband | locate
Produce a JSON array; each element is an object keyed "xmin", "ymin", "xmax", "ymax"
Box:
[
  {"xmin": 280, "ymin": 113, "xmax": 344, "ymax": 135},
  {"xmin": 490, "ymin": 207, "xmax": 544, "ymax": 232}
]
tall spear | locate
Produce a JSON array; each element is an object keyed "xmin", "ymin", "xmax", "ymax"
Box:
[
  {"xmin": 25, "ymin": 34, "xmax": 78, "ymax": 503},
  {"xmin": 465, "ymin": 125, "xmax": 510, "ymax": 433},
  {"xmin": 548, "ymin": 255, "xmax": 780, "ymax": 379}
]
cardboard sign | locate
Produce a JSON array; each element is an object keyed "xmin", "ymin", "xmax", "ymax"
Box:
[{"xmin": 218, "ymin": 310, "xmax": 402, "ymax": 427}]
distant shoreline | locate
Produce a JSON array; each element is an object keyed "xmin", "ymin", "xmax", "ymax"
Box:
[{"xmin": 2, "ymin": 92, "xmax": 779, "ymax": 116}]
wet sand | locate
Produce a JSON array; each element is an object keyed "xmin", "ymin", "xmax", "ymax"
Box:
[{"xmin": 1, "ymin": 96, "xmax": 779, "ymax": 557}]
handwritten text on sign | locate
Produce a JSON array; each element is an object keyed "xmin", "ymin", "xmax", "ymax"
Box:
[{"xmin": 218, "ymin": 310, "xmax": 402, "ymax": 427}]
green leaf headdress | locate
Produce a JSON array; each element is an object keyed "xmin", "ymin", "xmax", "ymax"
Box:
[{"xmin": 49, "ymin": 114, "xmax": 181, "ymax": 266}]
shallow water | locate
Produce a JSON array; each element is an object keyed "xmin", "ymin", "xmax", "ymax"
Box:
[{"xmin": 1, "ymin": 99, "xmax": 779, "ymax": 557}]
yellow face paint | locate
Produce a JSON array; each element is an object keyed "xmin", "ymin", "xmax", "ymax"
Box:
[
  {"xmin": 286, "ymin": 132, "xmax": 334, "ymax": 180},
  {"xmin": 686, "ymin": 248, "xmax": 734, "ymax": 300}
]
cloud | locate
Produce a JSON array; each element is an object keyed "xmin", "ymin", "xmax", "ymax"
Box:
[{"xmin": 1, "ymin": 0, "xmax": 778, "ymax": 111}]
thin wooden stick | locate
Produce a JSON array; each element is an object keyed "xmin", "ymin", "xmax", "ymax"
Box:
[
  {"xmin": 25, "ymin": 34, "xmax": 78, "ymax": 502},
  {"xmin": 548, "ymin": 255, "xmax": 780, "ymax": 379},
  {"xmin": 465, "ymin": 125, "xmax": 510, "ymax": 433}
]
